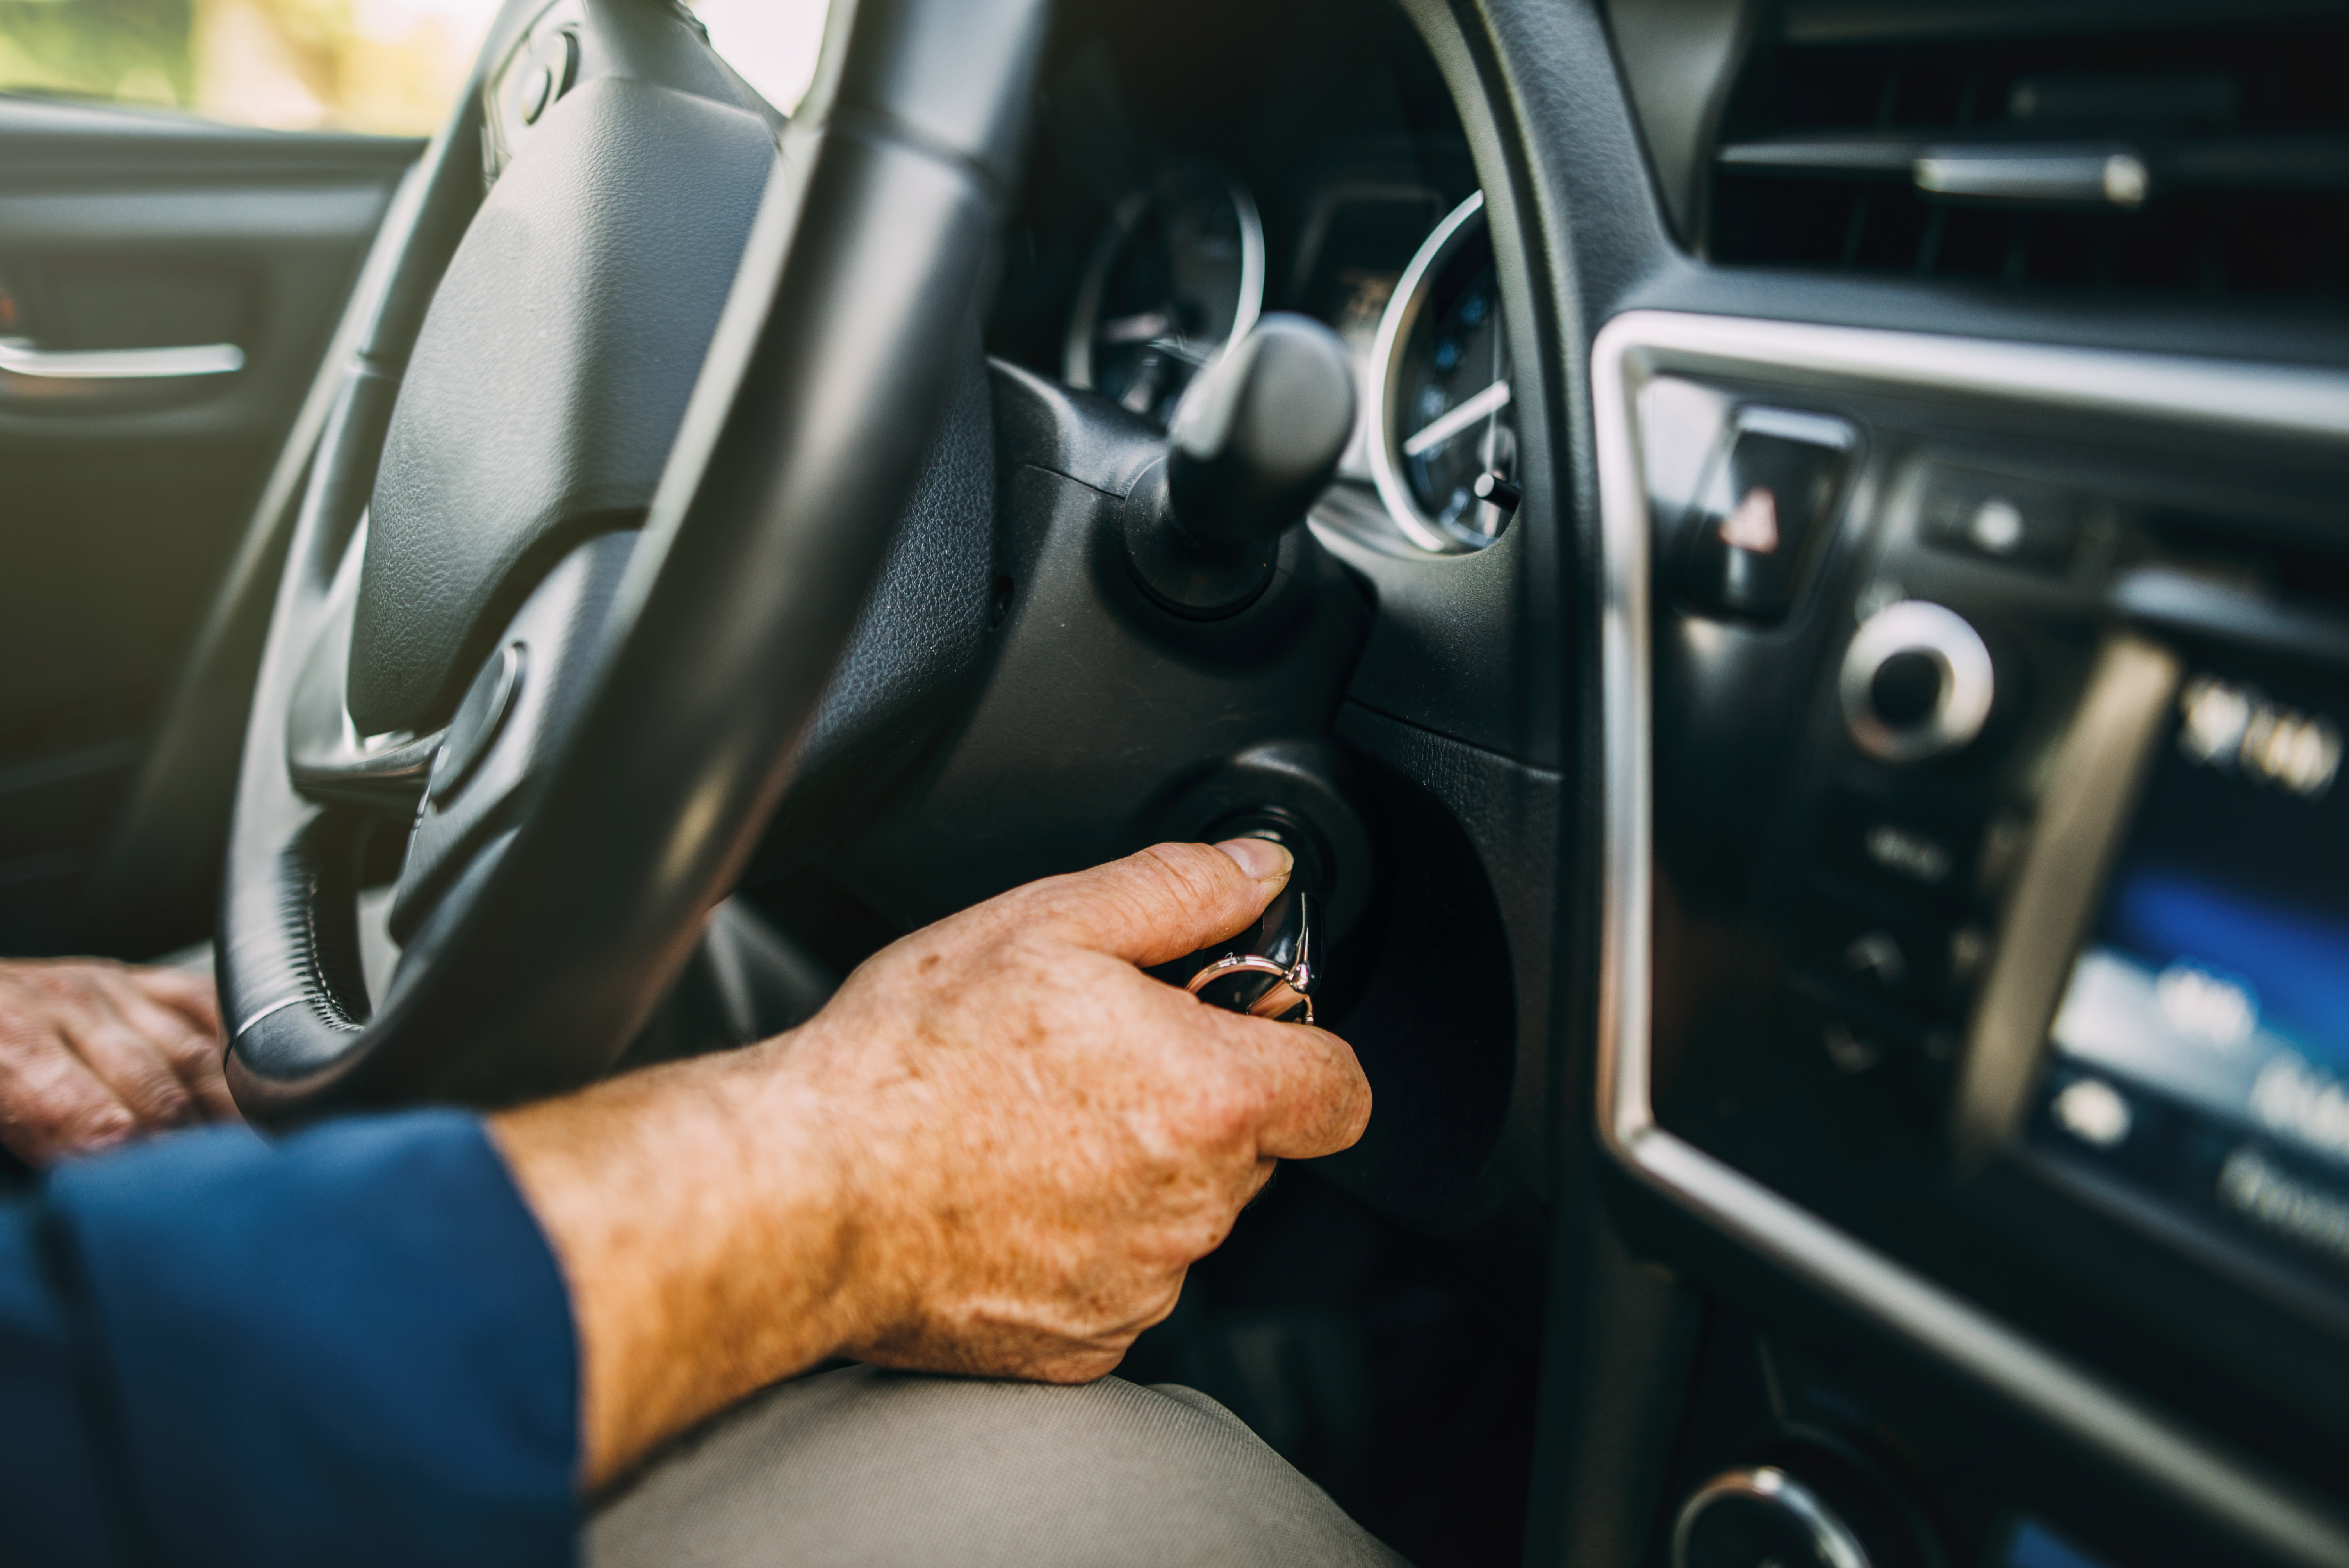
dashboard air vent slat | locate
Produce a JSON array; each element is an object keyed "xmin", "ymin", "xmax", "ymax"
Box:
[{"xmin": 1707, "ymin": 18, "xmax": 2349, "ymax": 303}]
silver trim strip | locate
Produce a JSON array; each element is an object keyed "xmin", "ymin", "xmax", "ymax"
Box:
[
  {"xmin": 1367, "ymin": 190, "xmax": 1498, "ymax": 554},
  {"xmin": 0, "ymin": 336, "xmax": 244, "ymax": 381},
  {"xmin": 1672, "ymin": 1465, "xmax": 1869, "ymax": 1568},
  {"xmin": 1062, "ymin": 172, "xmax": 1264, "ymax": 401},
  {"xmin": 1591, "ymin": 309, "xmax": 2349, "ymax": 1568},
  {"xmin": 1913, "ymin": 146, "xmax": 2149, "ymax": 210},
  {"xmin": 230, "ymin": 993, "xmax": 307, "ymax": 1039}
]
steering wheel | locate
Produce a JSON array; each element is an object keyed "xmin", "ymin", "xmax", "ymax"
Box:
[{"xmin": 218, "ymin": 0, "xmax": 1049, "ymax": 1123}]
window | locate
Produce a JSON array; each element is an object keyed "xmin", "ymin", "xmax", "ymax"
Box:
[
  {"xmin": 0, "ymin": 0, "xmax": 499, "ymax": 134},
  {"xmin": 693, "ymin": 0, "xmax": 826, "ymax": 118},
  {"xmin": 0, "ymin": 0, "xmax": 829, "ymax": 136}
]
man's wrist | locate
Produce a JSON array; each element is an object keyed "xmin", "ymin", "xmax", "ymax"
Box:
[{"xmin": 491, "ymin": 1034, "xmax": 860, "ymax": 1486}]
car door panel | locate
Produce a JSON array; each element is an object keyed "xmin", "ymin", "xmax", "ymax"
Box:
[{"xmin": 0, "ymin": 95, "xmax": 417, "ymax": 951}]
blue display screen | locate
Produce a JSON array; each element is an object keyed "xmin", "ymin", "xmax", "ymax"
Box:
[{"xmin": 2039, "ymin": 668, "xmax": 2349, "ymax": 1278}]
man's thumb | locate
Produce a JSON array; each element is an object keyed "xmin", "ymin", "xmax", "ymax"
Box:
[{"xmin": 1023, "ymin": 840, "xmax": 1292, "ymax": 966}]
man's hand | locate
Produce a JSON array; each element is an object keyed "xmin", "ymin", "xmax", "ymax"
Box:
[
  {"xmin": 0, "ymin": 959, "xmax": 234, "ymax": 1167},
  {"xmin": 493, "ymin": 841, "xmax": 1371, "ymax": 1487}
]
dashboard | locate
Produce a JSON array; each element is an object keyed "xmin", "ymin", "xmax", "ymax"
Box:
[{"xmin": 981, "ymin": 2, "xmax": 2349, "ymax": 1567}]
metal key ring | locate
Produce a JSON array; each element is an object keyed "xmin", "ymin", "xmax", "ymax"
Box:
[{"xmin": 1185, "ymin": 953, "xmax": 1315, "ymax": 1025}]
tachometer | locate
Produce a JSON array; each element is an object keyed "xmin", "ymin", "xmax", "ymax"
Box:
[
  {"xmin": 1368, "ymin": 191, "xmax": 1516, "ymax": 552},
  {"xmin": 1064, "ymin": 169, "xmax": 1265, "ymax": 428}
]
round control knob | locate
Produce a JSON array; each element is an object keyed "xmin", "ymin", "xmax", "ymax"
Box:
[
  {"xmin": 1839, "ymin": 600, "xmax": 1993, "ymax": 764},
  {"xmin": 1674, "ymin": 1465, "xmax": 1871, "ymax": 1568}
]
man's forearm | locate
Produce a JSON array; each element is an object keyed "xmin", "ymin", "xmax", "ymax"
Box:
[
  {"xmin": 491, "ymin": 842, "xmax": 1367, "ymax": 1495},
  {"xmin": 492, "ymin": 1039, "xmax": 853, "ymax": 1487}
]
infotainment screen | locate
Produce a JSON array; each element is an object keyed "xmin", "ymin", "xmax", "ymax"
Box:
[{"xmin": 2032, "ymin": 663, "xmax": 2349, "ymax": 1283}]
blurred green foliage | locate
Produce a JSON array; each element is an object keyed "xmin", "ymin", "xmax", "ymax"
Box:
[
  {"xmin": 0, "ymin": 0, "xmax": 196, "ymax": 107},
  {"xmin": 0, "ymin": 0, "xmax": 482, "ymax": 132}
]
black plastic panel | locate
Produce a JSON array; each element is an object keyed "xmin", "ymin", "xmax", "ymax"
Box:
[{"xmin": 1645, "ymin": 370, "xmax": 2349, "ymax": 1535}]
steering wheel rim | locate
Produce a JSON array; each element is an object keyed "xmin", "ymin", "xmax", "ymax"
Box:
[{"xmin": 219, "ymin": 0, "xmax": 1048, "ymax": 1125}]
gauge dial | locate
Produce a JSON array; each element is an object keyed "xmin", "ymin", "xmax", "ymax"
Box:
[
  {"xmin": 1065, "ymin": 170, "xmax": 1265, "ymax": 428},
  {"xmin": 1368, "ymin": 191, "xmax": 1516, "ymax": 552}
]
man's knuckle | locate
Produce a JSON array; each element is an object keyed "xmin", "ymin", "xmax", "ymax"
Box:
[
  {"xmin": 1178, "ymin": 1068, "xmax": 1260, "ymax": 1149},
  {"xmin": 168, "ymin": 1029, "xmax": 225, "ymax": 1074},
  {"xmin": 1134, "ymin": 843, "xmax": 1224, "ymax": 907},
  {"xmin": 53, "ymin": 1096, "xmax": 132, "ymax": 1146}
]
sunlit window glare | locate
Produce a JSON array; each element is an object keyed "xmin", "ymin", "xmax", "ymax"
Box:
[
  {"xmin": 694, "ymin": 0, "xmax": 827, "ymax": 117},
  {"xmin": 0, "ymin": 0, "xmax": 828, "ymax": 136}
]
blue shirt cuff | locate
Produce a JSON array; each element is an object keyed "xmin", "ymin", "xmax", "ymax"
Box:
[{"xmin": 32, "ymin": 1110, "xmax": 579, "ymax": 1568}]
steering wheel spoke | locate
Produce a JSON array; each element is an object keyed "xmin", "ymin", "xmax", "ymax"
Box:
[
  {"xmin": 383, "ymin": 531, "xmax": 633, "ymax": 950},
  {"xmin": 288, "ymin": 732, "xmax": 444, "ymax": 810},
  {"xmin": 279, "ymin": 519, "xmax": 445, "ymax": 812}
]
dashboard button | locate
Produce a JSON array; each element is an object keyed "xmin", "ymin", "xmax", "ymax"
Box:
[
  {"xmin": 1783, "ymin": 982, "xmax": 1956, "ymax": 1130},
  {"xmin": 1797, "ymin": 891, "xmax": 1949, "ymax": 1015},
  {"xmin": 1870, "ymin": 651, "xmax": 1944, "ymax": 727},
  {"xmin": 1786, "ymin": 985, "xmax": 1910, "ymax": 1080},
  {"xmin": 1816, "ymin": 789, "xmax": 1980, "ymax": 909},
  {"xmin": 1919, "ymin": 464, "xmax": 2080, "ymax": 574},
  {"xmin": 1839, "ymin": 601, "xmax": 1994, "ymax": 764},
  {"xmin": 1677, "ymin": 414, "xmax": 1855, "ymax": 621}
]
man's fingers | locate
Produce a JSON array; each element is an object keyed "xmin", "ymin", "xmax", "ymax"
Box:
[
  {"xmin": 109, "ymin": 987, "xmax": 237, "ymax": 1124},
  {"xmin": 61, "ymin": 991, "xmax": 198, "ymax": 1133},
  {"xmin": 127, "ymin": 964, "xmax": 222, "ymax": 1038},
  {"xmin": 1203, "ymin": 1010, "xmax": 1372, "ymax": 1163},
  {"xmin": 1012, "ymin": 840, "xmax": 1293, "ymax": 966},
  {"xmin": 0, "ymin": 1019, "xmax": 139, "ymax": 1167},
  {"xmin": 176, "ymin": 1039, "xmax": 241, "ymax": 1124}
]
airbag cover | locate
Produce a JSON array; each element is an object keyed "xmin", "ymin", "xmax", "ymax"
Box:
[{"xmin": 351, "ymin": 73, "xmax": 773, "ymax": 734}]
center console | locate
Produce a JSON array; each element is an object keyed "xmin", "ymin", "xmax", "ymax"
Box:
[{"xmin": 1592, "ymin": 313, "xmax": 2349, "ymax": 1568}]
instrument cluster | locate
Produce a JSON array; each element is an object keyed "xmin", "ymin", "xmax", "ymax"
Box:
[{"xmin": 1051, "ymin": 160, "xmax": 1516, "ymax": 558}]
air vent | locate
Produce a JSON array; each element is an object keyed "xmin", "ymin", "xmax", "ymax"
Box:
[{"xmin": 1707, "ymin": 17, "xmax": 2349, "ymax": 302}]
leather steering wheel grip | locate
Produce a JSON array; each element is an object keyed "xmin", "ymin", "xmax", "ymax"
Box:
[{"xmin": 220, "ymin": 0, "xmax": 1051, "ymax": 1122}]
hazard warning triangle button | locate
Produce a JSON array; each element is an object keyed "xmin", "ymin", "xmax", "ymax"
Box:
[
  {"xmin": 1676, "ymin": 416, "xmax": 1855, "ymax": 620},
  {"xmin": 1718, "ymin": 486, "xmax": 1780, "ymax": 554}
]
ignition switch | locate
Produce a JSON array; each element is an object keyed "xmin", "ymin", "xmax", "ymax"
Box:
[{"xmin": 1183, "ymin": 808, "xmax": 1331, "ymax": 1024}]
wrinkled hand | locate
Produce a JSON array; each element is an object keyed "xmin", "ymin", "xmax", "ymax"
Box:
[
  {"xmin": 794, "ymin": 837, "xmax": 1370, "ymax": 1381},
  {"xmin": 0, "ymin": 959, "xmax": 233, "ymax": 1167},
  {"xmin": 497, "ymin": 840, "xmax": 1372, "ymax": 1485}
]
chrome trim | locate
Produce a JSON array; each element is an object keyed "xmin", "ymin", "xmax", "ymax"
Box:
[
  {"xmin": 1062, "ymin": 171, "xmax": 1264, "ymax": 401},
  {"xmin": 0, "ymin": 337, "xmax": 244, "ymax": 380},
  {"xmin": 1955, "ymin": 636, "xmax": 2179, "ymax": 1161},
  {"xmin": 230, "ymin": 992, "xmax": 308, "ymax": 1039},
  {"xmin": 1592, "ymin": 309, "xmax": 2349, "ymax": 1568},
  {"xmin": 1367, "ymin": 190, "xmax": 1503, "ymax": 554},
  {"xmin": 1913, "ymin": 146, "xmax": 2148, "ymax": 209},
  {"xmin": 1837, "ymin": 600, "xmax": 1994, "ymax": 764},
  {"xmin": 1672, "ymin": 1465, "xmax": 1870, "ymax": 1568},
  {"xmin": 0, "ymin": 336, "xmax": 243, "ymax": 401}
]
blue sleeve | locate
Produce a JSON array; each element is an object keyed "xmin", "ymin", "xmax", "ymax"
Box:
[{"xmin": 0, "ymin": 1111, "xmax": 579, "ymax": 1568}]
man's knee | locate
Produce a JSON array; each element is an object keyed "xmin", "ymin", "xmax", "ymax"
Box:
[{"xmin": 588, "ymin": 1366, "xmax": 1407, "ymax": 1568}]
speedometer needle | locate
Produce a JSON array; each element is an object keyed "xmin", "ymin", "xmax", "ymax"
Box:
[{"xmin": 1403, "ymin": 378, "xmax": 1511, "ymax": 458}]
